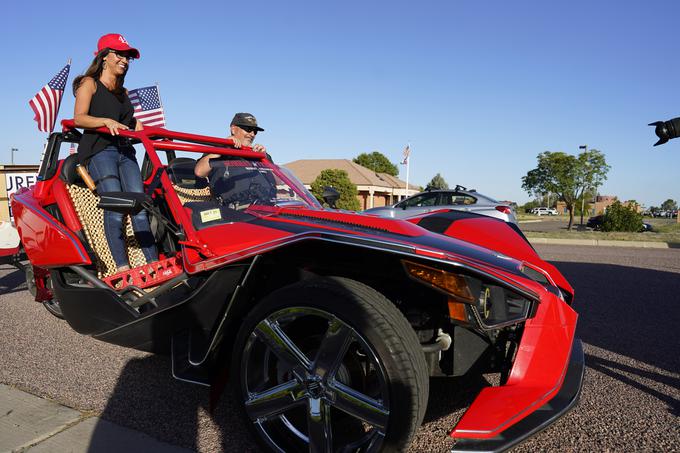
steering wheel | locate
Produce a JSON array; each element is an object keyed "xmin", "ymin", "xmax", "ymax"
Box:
[{"xmin": 247, "ymin": 183, "xmax": 275, "ymax": 206}]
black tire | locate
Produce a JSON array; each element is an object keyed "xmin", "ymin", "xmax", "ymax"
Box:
[{"xmin": 230, "ymin": 276, "xmax": 428, "ymax": 453}]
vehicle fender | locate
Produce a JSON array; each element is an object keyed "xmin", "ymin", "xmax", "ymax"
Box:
[
  {"xmin": 414, "ymin": 211, "xmax": 574, "ymax": 295},
  {"xmin": 12, "ymin": 191, "xmax": 90, "ymax": 267}
]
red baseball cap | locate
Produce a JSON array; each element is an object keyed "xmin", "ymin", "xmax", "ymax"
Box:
[{"xmin": 94, "ymin": 33, "xmax": 140, "ymax": 59}]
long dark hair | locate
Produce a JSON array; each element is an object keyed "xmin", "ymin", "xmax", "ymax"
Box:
[{"xmin": 72, "ymin": 48, "xmax": 127, "ymax": 99}]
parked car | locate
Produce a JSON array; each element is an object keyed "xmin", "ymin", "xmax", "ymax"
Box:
[
  {"xmin": 531, "ymin": 207, "xmax": 558, "ymax": 216},
  {"xmin": 6, "ymin": 120, "xmax": 582, "ymax": 453},
  {"xmin": 363, "ymin": 186, "xmax": 517, "ymax": 224},
  {"xmin": 587, "ymin": 215, "xmax": 652, "ymax": 232}
]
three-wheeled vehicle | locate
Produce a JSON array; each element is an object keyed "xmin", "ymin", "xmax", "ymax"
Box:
[{"xmin": 10, "ymin": 120, "xmax": 583, "ymax": 452}]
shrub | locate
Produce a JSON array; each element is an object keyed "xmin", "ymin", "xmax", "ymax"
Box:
[
  {"xmin": 310, "ymin": 169, "xmax": 361, "ymax": 211},
  {"xmin": 601, "ymin": 201, "xmax": 643, "ymax": 232}
]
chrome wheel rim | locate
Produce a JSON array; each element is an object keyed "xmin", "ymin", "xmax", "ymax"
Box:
[{"xmin": 241, "ymin": 306, "xmax": 390, "ymax": 452}]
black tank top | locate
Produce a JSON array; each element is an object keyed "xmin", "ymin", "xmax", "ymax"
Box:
[{"xmin": 77, "ymin": 79, "xmax": 136, "ymax": 164}]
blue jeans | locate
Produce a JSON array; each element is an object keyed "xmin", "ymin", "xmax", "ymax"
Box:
[{"xmin": 88, "ymin": 146, "xmax": 158, "ymax": 267}]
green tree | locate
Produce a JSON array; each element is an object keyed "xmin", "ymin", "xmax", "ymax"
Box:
[
  {"xmin": 425, "ymin": 173, "xmax": 449, "ymax": 191},
  {"xmin": 521, "ymin": 200, "xmax": 541, "ymax": 213},
  {"xmin": 575, "ymin": 188, "xmax": 597, "ymax": 217},
  {"xmin": 310, "ymin": 169, "xmax": 361, "ymax": 211},
  {"xmin": 522, "ymin": 149, "xmax": 610, "ymax": 230},
  {"xmin": 353, "ymin": 151, "xmax": 399, "ymax": 176},
  {"xmin": 661, "ymin": 199, "xmax": 678, "ymax": 211},
  {"xmin": 576, "ymin": 149, "xmax": 610, "ymax": 225},
  {"xmin": 601, "ymin": 201, "xmax": 643, "ymax": 232}
]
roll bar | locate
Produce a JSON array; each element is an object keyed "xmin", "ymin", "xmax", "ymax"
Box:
[
  {"xmin": 60, "ymin": 119, "xmax": 266, "ymax": 160},
  {"xmin": 58, "ymin": 119, "xmax": 269, "ymax": 256}
]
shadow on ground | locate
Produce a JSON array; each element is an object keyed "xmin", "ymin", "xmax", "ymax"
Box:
[
  {"xmin": 0, "ymin": 265, "xmax": 26, "ymax": 296},
  {"xmin": 86, "ymin": 353, "xmax": 260, "ymax": 453}
]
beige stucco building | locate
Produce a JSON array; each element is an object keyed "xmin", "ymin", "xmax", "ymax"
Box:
[{"xmin": 284, "ymin": 159, "xmax": 419, "ymax": 210}]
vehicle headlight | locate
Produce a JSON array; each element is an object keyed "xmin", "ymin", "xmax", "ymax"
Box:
[
  {"xmin": 471, "ymin": 284, "xmax": 532, "ymax": 329},
  {"xmin": 403, "ymin": 260, "xmax": 533, "ymax": 329}
]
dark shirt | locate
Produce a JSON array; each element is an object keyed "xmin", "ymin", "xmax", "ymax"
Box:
[
  {"xmin": 207, "ymin": 157, "xmax": 276, "ymax": 206},
  {"xmin": 77, "ymin": 79, "xmax": 136, "ymax": 164}
]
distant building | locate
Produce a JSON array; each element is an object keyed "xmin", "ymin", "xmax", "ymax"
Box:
[
  {"xmin": 283, "ymin": 159, "xmax": 419, "ymax": 210},
  {"xmin": 556, "ymin": 195, "xmax": 643, "ymax": 216}
]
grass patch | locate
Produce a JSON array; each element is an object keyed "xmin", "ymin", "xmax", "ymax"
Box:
[
  {"xmin": 516, "ymin": 214, "xmax": 564, "ymax": 221},
  {"xmin": 646, "ymin": 219, "xmax": 680, "ymax": 234}
]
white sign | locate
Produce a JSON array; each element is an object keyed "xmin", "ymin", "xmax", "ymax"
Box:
[
  {"xmin": 6, "ymin": 173, "xmax": 38, "ymax": 197},
  {"xmin": 5, "ymin": 172, "xmax": 38, "ymax": 220}
]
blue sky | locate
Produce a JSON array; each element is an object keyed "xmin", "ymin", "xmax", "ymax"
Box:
[{"xmin": 3, "ymin": 0, "xmax": 680, "ymax": 207}]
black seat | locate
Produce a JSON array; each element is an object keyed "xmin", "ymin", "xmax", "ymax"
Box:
[
  {"xmin": 60, "ymin": 154, "xmax": 84, "ymax": 185},
  {"xmin": 166, "ymin": 158, "xmax": 209, "ymax": 189},
  {"xmin": 166, "ymin": 157, "xmax": 213, "ymax": 205}
]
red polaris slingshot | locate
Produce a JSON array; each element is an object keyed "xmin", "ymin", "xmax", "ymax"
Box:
[{"xmin": 9, "ymin": 120, "xmax": 583, "ymax": 452}]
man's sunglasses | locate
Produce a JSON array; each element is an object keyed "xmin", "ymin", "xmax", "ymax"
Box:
[{"xmin": 239, "ymin": 126, "xmax": 259, "ymax": 134}]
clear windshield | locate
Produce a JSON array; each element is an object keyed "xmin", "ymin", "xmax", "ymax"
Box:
[{"xmin": 208, "ymin": 159, "xmax": 321, "ymax": 210}]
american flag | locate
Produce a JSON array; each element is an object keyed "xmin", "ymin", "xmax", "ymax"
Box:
[
  {"xmin": 29, "ymin": 64, "xmax": 70, "ymax": 133},
  {"xmin": 128, "ymin": 85, "xmax": 166, "ymax": 127},
  {"xmin": 401, "ymin": 144, "xmax": 411, "ymax": 165}
]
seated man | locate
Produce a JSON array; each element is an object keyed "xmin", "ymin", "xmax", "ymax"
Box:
[
  {"xmin": 194, "ymin": 113, "xmax": 275, "ymax": 210},
  {"xmin": 194, "ymin": 112, "xmax": 267, "ymax": 178}
]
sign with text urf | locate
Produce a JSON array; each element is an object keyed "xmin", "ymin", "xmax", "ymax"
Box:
[{"xmin": 3, "ymin": 170, "xmax": 39, "ymax": 221}]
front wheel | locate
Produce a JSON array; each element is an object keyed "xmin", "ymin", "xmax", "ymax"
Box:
[{"xmin": 231, "ymin": 276, "xmax": 428, "ymax": 452}]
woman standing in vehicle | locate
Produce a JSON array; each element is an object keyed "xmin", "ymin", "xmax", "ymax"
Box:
[{"xmin": 72, "ymin": 33, "xmax": 158, "ymax": 272}]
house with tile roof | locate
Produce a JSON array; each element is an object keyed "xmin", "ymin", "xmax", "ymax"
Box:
[{"xmin": 283, "ymin": 159, "xmax": 419, "ymax": 210}]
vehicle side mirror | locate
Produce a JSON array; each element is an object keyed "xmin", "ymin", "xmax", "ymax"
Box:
[
  {"xmin": 98, "ymin": 192, "xmax": 150, "ymax": 215},
  {"xmin": 322, "ymin": 186, "xmax": 340, "ymax": 209}
]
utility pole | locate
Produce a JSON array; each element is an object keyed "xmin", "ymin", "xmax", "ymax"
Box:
[
  {"xmin": 579, "ymin": 145, "xmax": 587, "ymax": 225},
  {"xmin": 10, "ymin": 148, "xmax": 18, "ymax": 165}
]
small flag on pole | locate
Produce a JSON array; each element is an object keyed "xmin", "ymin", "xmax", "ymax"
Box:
[
  {"xmin": 69, "ymin": 142, "xmax": 77, "ymax": 155},
  {"xmin": 29, "ymin": 63, "xmax": 70, "ymax": 133},
  {"xmin": 128, "ymin": 85, "xmax": 166, "ymax": 127},
  {"xmin": 401, "ymin": 144, "xmax": 411, "ymax": 165}
]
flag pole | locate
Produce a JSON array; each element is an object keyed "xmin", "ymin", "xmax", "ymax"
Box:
[
  {"xmin": 51, "ymin": 58, "xmax": 71, "ymax": 137},
  {"xmin": 405, "ymin": 142, "xmax": 410, "ymax": 198},
  {"xmin": 155, "ymin": 82, "xmax": 165, "ymax": 127},
  {"xmin": 56, "ymin": 58, "xmax": 72, "ymax": 138}
]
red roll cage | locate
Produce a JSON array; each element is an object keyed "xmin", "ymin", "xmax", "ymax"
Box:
[{"xmin": 58, "ymin": 119, "xmax": 271, "ymax": 256}]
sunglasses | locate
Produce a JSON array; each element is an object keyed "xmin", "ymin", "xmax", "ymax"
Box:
[
  {"xmin": 109, "ymin": 50, "xmax": 134, "ymax": 61},
  {"xmin": 239, "ymin": 126, "xmax": 259, "ymax": 134}
]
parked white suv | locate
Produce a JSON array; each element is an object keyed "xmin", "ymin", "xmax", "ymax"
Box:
[{"xmin": 532, "ymin": 207, "xmax": 558, "ymax": 216}]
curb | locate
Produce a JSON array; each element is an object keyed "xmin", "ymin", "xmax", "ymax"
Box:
[
  {"xmin": 526, "ymin": 237, "xmax": 673, "ymax": 249},
  {"xmin": 0, "ymin": 384, "xmax": 193, "ymax": 453}
]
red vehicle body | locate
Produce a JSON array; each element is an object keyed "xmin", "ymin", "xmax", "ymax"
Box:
[{"xmin": 10, "ymin": 120, "xmax": 583, "ymax": 452}]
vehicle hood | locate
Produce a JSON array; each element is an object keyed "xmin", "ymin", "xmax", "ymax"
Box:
[{"xmin": 242, "ymin": 207, "xmax": 544, "ymax": 286}]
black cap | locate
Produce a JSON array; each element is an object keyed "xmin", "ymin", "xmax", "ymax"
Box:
[{"xmin": 230, "ymin": 113, "xmax": 264, "ymax": 131}]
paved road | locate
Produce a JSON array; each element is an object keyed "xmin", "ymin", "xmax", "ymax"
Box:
[{"xmin": 1, "ymin": 245, "xmax": 679, "ymax": 452}]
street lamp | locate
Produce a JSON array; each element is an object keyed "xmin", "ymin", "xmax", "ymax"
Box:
[
  {"xmin": 10, "ymin": 148, "xmax": 18, "ymax": 165},
  {"xmin": 579, "ymin": 145, "xmax": 588, "ymax": 225}
]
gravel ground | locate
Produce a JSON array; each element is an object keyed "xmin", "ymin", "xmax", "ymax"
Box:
[{"xmin": 1, "ymin": 244, "xmax": 679, "ymax": 452}]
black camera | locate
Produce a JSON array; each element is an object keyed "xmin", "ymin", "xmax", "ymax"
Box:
[{"xmin": 649, "ymin": 117, "xmax": 680, "ymax": 146}]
